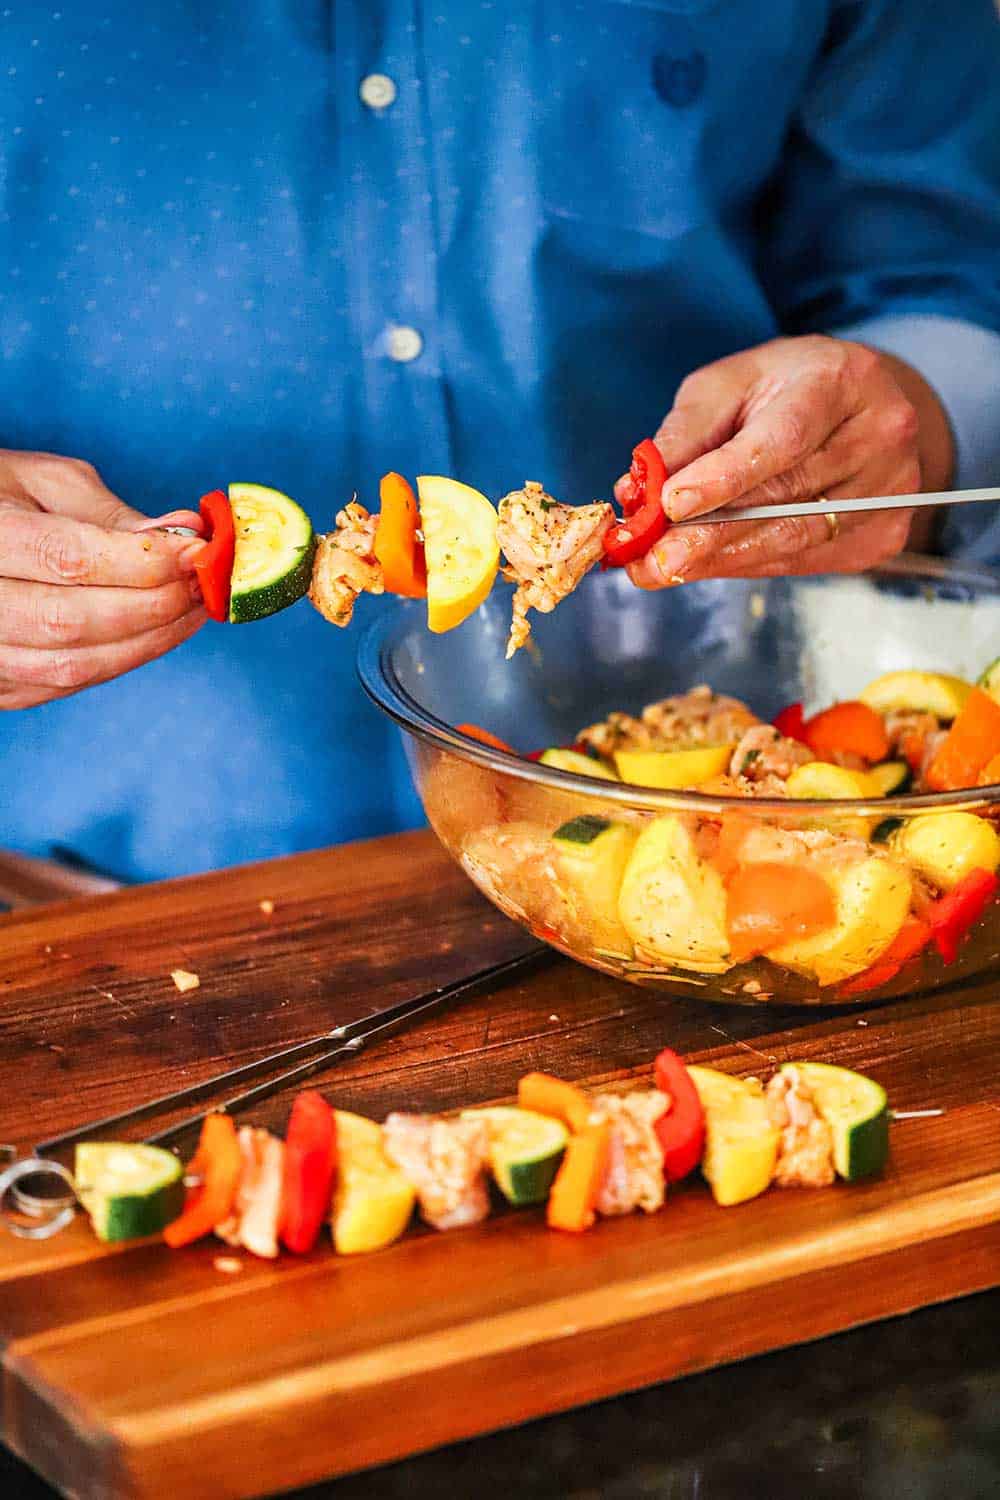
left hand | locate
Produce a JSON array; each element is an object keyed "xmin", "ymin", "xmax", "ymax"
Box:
[{"xmin": 622, "ymin": 336, "xmax": 941, "ymax": 588}]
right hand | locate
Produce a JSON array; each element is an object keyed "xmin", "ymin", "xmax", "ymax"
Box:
[{"xmin": 0, "ymin": 449, "xmax": 208, "ymax": 709}]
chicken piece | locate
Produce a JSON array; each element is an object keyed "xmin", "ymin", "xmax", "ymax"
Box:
[
  {"xmin": 574, "ymin": 712, "xmax": 655, "ymax": 763},
  {"xmin": 308, "ymin": 502, "xmax": 384, "ymax": 627},
  {"xmin": 216, "ymin": 1127, "xmax": 285, "ymax": 1259},
  {"xmin": 382, "ymin": 1113, "xmax": 492, "ymax": 1230},
  {"xmin": 764, "ymin": 1067, "xmax": 835, "ymax": 1188},
  {"xmin": 577, "ymin": 687, "xmax": 760, "ymax": 764},
  {"xmin": 730, "ymin": 725, "xmax": 814, "ymax": 784},
  {"xmin": 589, "ymin": 1089, "xmax": 669, "ymax": 1216},
  {"xmin": 641, "ymin": 685, "xmax": 760, "ymax": 748},
  {"xmin": 497, "ymin": 481, "xmax": 614, "ymax": 658}
]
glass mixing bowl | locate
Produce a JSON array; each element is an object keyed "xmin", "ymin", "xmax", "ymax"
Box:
[{"xmin": 359, "ymin": 556, "xmax": 1000, "ymax": 1006}]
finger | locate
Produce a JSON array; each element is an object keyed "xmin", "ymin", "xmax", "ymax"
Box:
[
  {"xmin": 14, "ymin": 453, "xmax": 206, "ymax": 538},
  {"xmin": 661, "ymin": 376, "xmax": 852, "ymax": 522},
  {"xmin": 613, "ymin": 366, "xmax": 747, "ymax": 504},
  {"xmin": 630, "ymin": 480, "xmax": 915, "ymax": 589},
  {"xmin": 627, "ymin": 511, "xmax": 838, "ymax": 589},
  {"xmin": 0, "ymin": 508, "xmax": 206, "ymax": 588},
  {"xmin": 0, "ymin": 575, "xmax": 203, "ymax": 648},
  {"xmin": 0, "ymin": 680, "xmax": 76, "ymax": 710},
  {"xmin": 720, "ymin": 412, "xmax": 875, "ymax": 513},
  {"xmin": 0, "ymin": 606, "xmax": 207, "ymax": 695},
  {"xmin": 132, "ymin": 509, "xmax": 206, "ymax": 536}
]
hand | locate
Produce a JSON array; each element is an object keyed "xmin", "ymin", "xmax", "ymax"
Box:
[
  {"xmin": 0, "ymin": 449, "xmax": 207, "ymax": 708},
  {"xmin": 620, "ymin": 336, "xmax": 952, "ymax": 588}
]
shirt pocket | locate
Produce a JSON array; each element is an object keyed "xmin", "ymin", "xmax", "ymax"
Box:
[{"xmin": 533, "ymin": 1, "xmax": 726, "ymax": 238}]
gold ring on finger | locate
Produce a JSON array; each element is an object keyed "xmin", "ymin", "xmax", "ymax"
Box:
[{"xmin": 820, "ymin": 505, "xmax": 840, "ymax": 541}]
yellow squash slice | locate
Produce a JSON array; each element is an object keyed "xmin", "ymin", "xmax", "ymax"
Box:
[
  {"xmin": 686, "ymin": 1066, "xmax": 780, "ymax": 1206},
  {"xmin": 618, "ymin": 815, "xmax": 731, "ymax": 973},
  {"xmin": 859, "ymin": 670, "xmax": 972, "ymax": 721},
  {"xmin": 417, "ymin": 475, "xmax": 500, "ymax": 634},
  {"xmin": 614, "ymin": 745, "xmax": 734, "ymax": 790},
  {"xmin": 767, "ymin": 854, "xmax": 912, "ymax": 986},
  {"xmin": 331, "ymin": 1111, "xmax": 415, "ymax": 1255}
]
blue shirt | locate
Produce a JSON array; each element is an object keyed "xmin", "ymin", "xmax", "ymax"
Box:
[{"xmin": 2, "ymin": 0, "xmax": 1000, "ymax": 881}]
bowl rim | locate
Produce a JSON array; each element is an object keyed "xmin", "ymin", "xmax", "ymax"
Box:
[{"xmin": 357, "ymin": 552, "xmax": 1000, "ymax": 816}]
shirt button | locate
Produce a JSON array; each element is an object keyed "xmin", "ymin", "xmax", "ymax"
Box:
[
  {"xmin": 386, "ymin": 325, "xmax": 423, "ymax": 363},
  {"xmin": 359, "ymin": 73, "xmax": 397, "ymax": 111}
]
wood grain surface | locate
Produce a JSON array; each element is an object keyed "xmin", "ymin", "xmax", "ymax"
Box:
[{"xmin": 0, "ymin": 830, "xmax": 998, "ymax": 1500}]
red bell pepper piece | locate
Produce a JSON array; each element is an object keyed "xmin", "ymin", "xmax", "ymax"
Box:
[
  {"xmin": 194, "ymin": 489, "xmax": 236, "ymax": 623},
  {"xmin": 652, "ymin": 1048, "xmax": 706, "ymax": 1183},
  {"xmin": 837, "ymin": 917, "xmax": 931, "ymax": 997},
  {"xmin": 623, "ymin": 438, "xmax": 668, "ymax": 517},
  {"xmin": 772, "ymin": 702, "xmax": 806, "ymax": 742},
  {"xmin": 603, "ymin": 438, "xmax": 669, "ymax": 567},
  {"xmin": 926, "ymin": 867, "xmax": 999, "ymax": 964},
  {"xmin": 280, "ymin": 1091, "xmax": 337, "ymax": 1255}
]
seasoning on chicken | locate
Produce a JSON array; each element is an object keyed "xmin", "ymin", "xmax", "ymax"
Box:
[
  {"xmin": 589, "ymin": 1089, "xmax": 669, "ymax": 1216},
  {"xmin": 215, "ymin": 1126, "xmax": 285, "ymax": 1259},
  {"xmin": 308, "ymin": 501, "xmax": 384, "ymax": 627},
  {"xmin": 383, "ymin": 1112, "xmax": 492, "ymax": 1230},
  {"xmin": 764, "ymin": 1067, "xmax": 835, "ymax": 1188},
  {"xmin": 643, "ymin": 686, "xmax": 760, "ymax": 747},
  {"xmin": 576, "ymin": 687, "xmax": 761, "ymax": 768},
  {"xmin": 497, "ymin": 481, "xmax": 614, "ymax": 659},
  {"xmin": 727, "ymin": 724, "xmax": 815, "ymax": 796}
]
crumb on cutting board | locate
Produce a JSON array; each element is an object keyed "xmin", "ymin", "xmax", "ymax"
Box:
[
  {"xmin": 213, "ymin": 1256, "xmax": 244, "ymax": 1275},
  {"xmin": 171, "ymin": 968, "xmax": 200, "ymax": 994},
  {"xmin": 259, "ymin": 899, "xmax": 275, "ymax": 916}
]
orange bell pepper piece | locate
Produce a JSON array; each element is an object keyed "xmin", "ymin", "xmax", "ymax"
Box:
[
  {"xmin": 725, "ymin": 860, "xmax": 837, "ymax": 964},
  {"xmin": 546, "ymin": 1121, "xmax": 612, "ymax": 1232},
  {"xmin": 926, "ymin": 688, "xmax": 1000, "ymax": 791},
  {"xmin": 802, "ymin": 701, "xmax": 889, "ymax": 764},
  {"xmin": 979, "ymin": 751, "xmax": 1000, "ymax": 787},
  {"xmin": 374, "ymin": 471, "xmax": 427, "ymax": 599},
  {"xmin": 163, "ymin": 1113, "xmax": 242, "ymax": 1248},
  {"xmin": 455, "ymin": 722, "xmax": 517, "ymax": 754},
  {"xmin": 518, "ymin": 1072, "xmax": 593, "ymax": 1134}
]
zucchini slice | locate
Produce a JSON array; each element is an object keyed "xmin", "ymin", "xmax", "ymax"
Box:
[
  {"xmin": 539, "ymin": 748, "xmax": 619, "ymax": 781},
  {"xmin": 779, "ymin": 1062, "xmax": 888, "ymax": 1182},
  {"xmin": 867, "ymin": 760, "xmax": 912, "ymax": 797},
  {"xmin": 74, "ymin": 1142, "xmax": 184, "ymax": 1243},
  {"xmin": 228, "ymin": 482, "xmax": 317, "ymax": 623},
  {"xmin": 460, "ymin": 1106, "xmax": 568, "ymax": 1205}
]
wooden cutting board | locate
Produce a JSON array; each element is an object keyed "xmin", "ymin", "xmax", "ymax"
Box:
[{"xmin": 0, "ymin": 830, "xmax": 998, "ymax": 1500}]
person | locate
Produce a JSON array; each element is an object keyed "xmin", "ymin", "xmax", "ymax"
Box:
[{"xmin": 1, "ymin": 2, "xmax": 999, "ymax": 882}]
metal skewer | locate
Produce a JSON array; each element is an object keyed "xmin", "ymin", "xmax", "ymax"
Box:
[
  {"xmin": 32, "ymin": 944, "xmax": 552, "ymax": 1162},
  {"xmin": 2, "ymin": 945, "xmax": 553, "ymax": 1238},
  {"xmin": 669, "ymin": 486, "xmax": 1000, "ymax": 527}
]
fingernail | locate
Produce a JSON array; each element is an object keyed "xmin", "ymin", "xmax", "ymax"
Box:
[
  {"xmin": 136, "ymin": 510, "xmax": 203, "ymax": 534},
  {"xmin": 647, "ymin": 533, "xmax": 698, "ymax": 582},
  {"xmin": 665, "ymin": 488, "xmax": 701, "ymax": 521}
]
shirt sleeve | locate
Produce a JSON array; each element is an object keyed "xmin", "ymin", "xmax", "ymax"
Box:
[{"xmin": 758, "ymin": 0, "xmax": 1000, "ymax": 562}]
